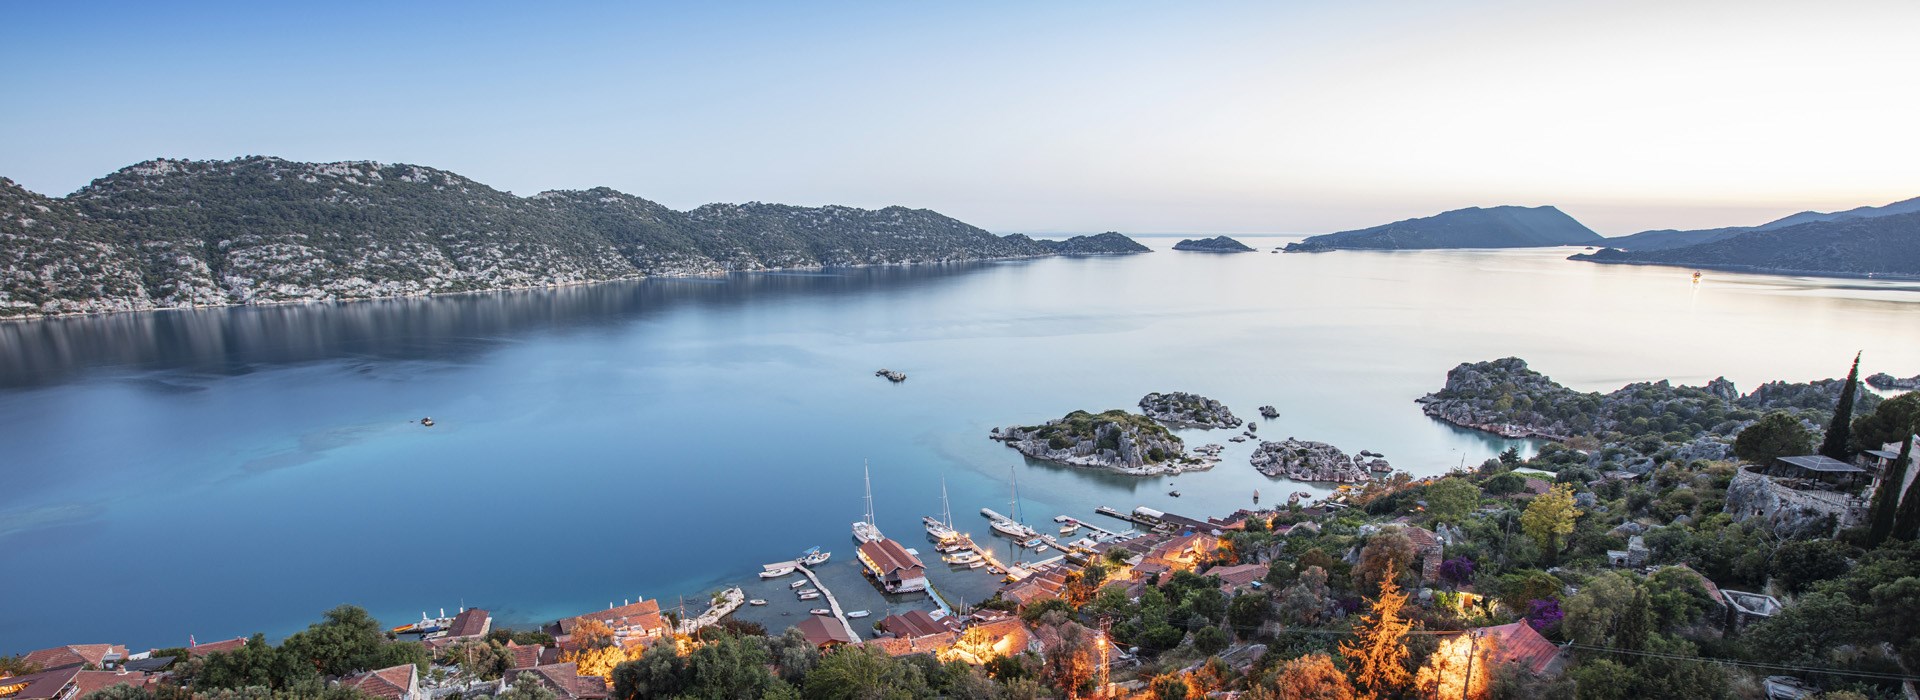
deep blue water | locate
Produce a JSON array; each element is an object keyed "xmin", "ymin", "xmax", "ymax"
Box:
[{"xmin": 5, "ymin": 236, "xmax": 1920, "ymax": 652}]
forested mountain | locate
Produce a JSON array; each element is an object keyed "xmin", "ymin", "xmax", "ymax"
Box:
[
  {"xmin": 0, "ymin": 157, "xmax": 1143, "ymax": 319},
  {"xmin": 1571, "ymin": 211, "xmax": 1920, "ymax": 278},
  {"xmin": 1283, "ymin": 205, "xmax": 1601, "ymax": 252},
  {"xmin": 1600, "ymin": 195, "xmax": 1920, "ymax": 252}
]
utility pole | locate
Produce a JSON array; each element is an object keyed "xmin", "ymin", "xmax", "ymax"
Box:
[{"xmin": 1461, "ymin": 629, "xmax": 1478, "ymax": 700}]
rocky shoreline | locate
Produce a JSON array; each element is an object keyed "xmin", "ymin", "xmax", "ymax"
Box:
[
  {"xmin": 991, "ymin": 409, "xmax": 1219, "ymax": 476},
  {"xmin": 1137, "ymin": 392, "xmax": 1242, "ymax": 429},
  {"xmin": 1248, "ymin": 438, "xmax": 1386, "ymax": 483},
  {"xmin": 1868, "ymin": 372, "xmax": 1920, "ymax": 391}
]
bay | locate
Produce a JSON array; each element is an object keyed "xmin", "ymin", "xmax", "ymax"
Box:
[{"xmin": 4, "ymin": 235, "xmax": 1919, "ymax": 652}]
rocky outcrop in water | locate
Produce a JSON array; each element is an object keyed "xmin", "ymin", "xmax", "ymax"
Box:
[
  {"xmin": 1171, "ymin": 236, "xmax": 1254, "ymax": 253},
  {"xmin": 1868, "ymin": 372, "xmax": 1920, "ymax": 390},
  {"xmin": 1138, "ymin": 392, "xmax": 1242, "ymax": 429},
  {"xmin": 1030, "ymin": 232, "xmax": 1152, "ymax": 255},
  {"xmin": 993, "ymin": 409, "xmax": 1212, "ymax": 475},
  {"xmin": 1249, "ymin": 438, "xmax": 1378, "ymax": 483}
]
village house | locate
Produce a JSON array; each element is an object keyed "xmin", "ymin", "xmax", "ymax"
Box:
[
  {"xmin": 793, "ymin": 614, "xmax": 856, "ymax": 649},
  {"xmin": 181, "ymin": 637, "xmax": 249, "ymax": 658},
  {"xmin": 1205, "ymin": 563, "xmax": 1270, "ymax": 595},
  {"xmin": 505, "ymin": 662, "xmax": 609, "ymax": 700},
  {"xmin": 424, "ymin": 608, "xmax": 493, "ymax": 653},
  {"xmin": 545, "ymin": 599, "xmax": 669, "ymax": 649},
  {"xmin": 506, "ymin": 640, "xmax": 563, "ymax": 669},
  {"xmin": 18, "ymin": 644, "xmax": 128, "ymax": 671},
  {"xmin": 941, "ymin": 614, "xmax": 1036, "ymax": 665},
  {"xmin": 878, "ymin": 610, "xmax": 960, "ymax": 638},
  {"xmin": 340, "ymin": 663, "xmax": 426, "ymax": 700},
  {"xmin": 1472, "ymin": 621, "xmax": 1566, "ymax": 676}
]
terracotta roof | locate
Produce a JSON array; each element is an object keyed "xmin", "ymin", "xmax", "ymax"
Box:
[
  {"xmin": 858, "ymin": 539, "xmax": 926, "ymax": 577},
  {"xmin": 0, "ymin": 666, "xmax": 83, "ymax": 700},
  {"xmin": 446, "ymin": 608, "xmax": 491, "ymax": 638},
  {"xmin": 1207, "ymin": 563, "xmax": 1269, "ymax": 590},
  {"xmin": 555, "ymin": 599, "xmax": 665, "ymax": 636},
  {"xmin": 1474, "ymin": 621, "xmax": 1561, "ymax": 676},
  {"xmin": 794, "ymin": 615, "xmax": 855, "ymax": 648},
  {"xmin": 186, "ymin": 637, "xmax": 250, "ymax": 657},
  {"xmin": 506, "ymin": 641, "xmax": 542, "ymax": 669},
  {"xmin": 67, "ymin": 670, "xmax": 154, "ymax": 697},
  {"xmin": 507, "ymin": 662, "xmax": 607, "ymax": 699},
  {"xmin": 21, "ymin": 644, "xmax": 124, "ymax": 670},
  {"xmin": 342, "ymin": 663, "xmax": 417, "ymax": 700},
  {"xmin": 870, "ymin": 631, "xmax": 959, "ymax": 657},
  {"xmin": 879, "ymin": 610, "xmax": 958, "ymax": 638}
]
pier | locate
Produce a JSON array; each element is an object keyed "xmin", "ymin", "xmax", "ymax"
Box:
[
  {"xmin": 795, "ymin": 564, "xmax": 861, "ymax": 644},
  {"xmin": 1056, "ymin": 515, "xmax": 1119, "ymax": 538},
  {"xmin": 675, "ymin": 586, "xmax": 745, "ymax": 635}
]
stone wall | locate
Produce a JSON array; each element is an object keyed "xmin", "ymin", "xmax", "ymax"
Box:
[{"xmin": 1724, "ymin": 467, "xmax": 1866, "ymax": 539}]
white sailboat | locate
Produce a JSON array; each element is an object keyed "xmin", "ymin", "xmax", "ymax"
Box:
[
  {"xmin": 852, "ymin": 460, "xmax": 884, "ymax": 544},
  {"xmin": 990, "ymin": 466, "xmax": 1039, "ymax": 539},
  {"xmin": 924, "ymin": 478, "xmax": 959, "ymax": 541}
]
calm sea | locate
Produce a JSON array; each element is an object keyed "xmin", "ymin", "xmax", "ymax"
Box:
[{"xmin": 4, "ymin": 236, "xmax": 1918, "ymax": 651}]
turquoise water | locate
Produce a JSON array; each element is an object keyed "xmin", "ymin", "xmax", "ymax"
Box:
[{"xmin": 4, "ymin": 236, "xmax": 1920, "ymax": 651}]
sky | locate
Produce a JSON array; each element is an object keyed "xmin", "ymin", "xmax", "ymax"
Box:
[{"xmin": 3, "ymin": 0, "xmax": 1918, "ymax": 236}]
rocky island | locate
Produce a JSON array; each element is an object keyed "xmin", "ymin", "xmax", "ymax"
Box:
[
  {"xmin": 1570, "ymin": 210, "xmax": 1920, "ymax": 279},
  {"xmin": 1137, "ymin": 391, "xmax": 1242, "ymax": 429},
  {"xmin": 1249, "ymin": 438, "xmax": 1384, "ymax": 483},
  {"xmin": 992, "ymin": 409, "xmax": 1215, "ymax": 475},
  {"xmin": 1868, "ymin": 372, "xmax": 1920, "ymax": 390},
  {"xmin": 0, "ymin": 158, "xmax": 1154, "ymax": 319},
  {"xmin": 1283, "ymin": 205, "xmax": 1601, "ymax": 252},
  {"xmin": 1171, "ymin": 236, "xmax": 1254, "ymax": 252}
]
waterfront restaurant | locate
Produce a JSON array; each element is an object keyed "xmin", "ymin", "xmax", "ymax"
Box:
[{"xmin": 857, "ymin": 538, "xmax": 929, "ymax": 593}]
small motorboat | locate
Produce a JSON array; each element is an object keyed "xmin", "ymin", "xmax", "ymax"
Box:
[
  {"xmin": 1021, "ymin": 537, "xmax": 1044, "ymax": 548},
  {"xmin": 790, "ymin": 580, "xmax": 808, "ymax": 589},
  {"xmin": 796, "ymin": 588, "xmax": 819, "ymax": 596},
  {"xmin": 810, "ymin": 608, "xmax": 833, "ymax": 615},
  {"xmin": 419, "ymin": 417, "xmax": 435, "ymax": 427},
  {"xmin": 943, "ymin": 551, "xmax": 981, "ymax": 564},
  {"xmin": 969, "ymin": 561, "xmax": 986, "ymax": 569},
  {"xmin": 1059, "ymin": 523, "xmax": 1079, "ymax": 535},
  {"xmin": 760, "ymin": 567, "xmax": 795, "ymax": 579},
  {"xmin": 846, "ymin": 610, "xmax": 870, "ymax": 618},
  {"xmin": 748, "ymin": 599, "xmax": 767, "ymax": 606},
  {"xmin": 1035, "ymin": 545, "xmax": 1051, "ymax": 553},
  {"xmin": 799, "ymin": 592, "xmax": 822, "ymax": 600},
  {"xmin": 800, "ymin": 547, "xmax": 831, "ymax": 566},
  {"xmin": 1169, "ymin": 490, "xmax": 1181, "ymax": 497}
]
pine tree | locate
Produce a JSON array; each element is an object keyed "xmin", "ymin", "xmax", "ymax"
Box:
[
  {"xmin": 1338, "ymin": 578, "xmax": 1413, "ymax": 699},
  {"xmin": 1819, "ymin": 352, "xmax": 1862, "ymax": 461},
  {"xmin": 1868, "ymin": 422, "xmax": 1912, "ymax": 546}
]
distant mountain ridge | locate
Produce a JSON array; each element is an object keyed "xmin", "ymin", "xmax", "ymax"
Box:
[
  {"xmin": 1571, "ymin": 210, "xmax": 1920, "ymax": 278},
  {"xmin": 0, "ymin": 157, "xmax": 1148, "ymax": 319},
  {"xmin": 1283, "ymin": 205, "xmax": 1602, "ymax": 252},
  {"xmin": 1599, "ymin": 196, "xmax": 1920, "ymax": 252}
]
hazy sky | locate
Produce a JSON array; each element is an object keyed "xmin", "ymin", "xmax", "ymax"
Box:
[{"xmin": 4, "ymin": 1, "xmax": 1917, "ymax": 235}]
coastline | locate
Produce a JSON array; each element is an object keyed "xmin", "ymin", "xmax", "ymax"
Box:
[
  {"xmin": 1566, "ymin": 255, "xmax": 1920, "ymax": 282},
  {"xmin": 0, "ymin": 253, "xmax": 1098, "ymax": 324}
]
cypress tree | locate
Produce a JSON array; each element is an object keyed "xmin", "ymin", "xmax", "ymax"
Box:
[
  {"xmin": 1819, "ymin": 352, "xmax": 1862, "ymax": 461},
  {"xmin": 1869, "ymin": 425, "xmax": 1912, "ymax": 546}
]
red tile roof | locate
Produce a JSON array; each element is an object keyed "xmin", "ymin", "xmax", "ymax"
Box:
[
  {"xmin": 446, "ymin": 608, "xmax": 491, "ymax": 638},
  {"xmin": 507, "ymin": 662, "xmax": 607, "ymax": 699},
  {"xmin": 858, "ymin": 539, "xmax": 926, "ymax": 578},
  {"xmin": 879, "ymin": 610, "xmax": 958, "ymax": 638},
  {"xmin": 1207, "ymin": 563, "xmax": 1269, "ymax": 591},
  {"xmin": 342, "ymin": 664, "xmax": 417, "ymax": 700},
  {"xmin": 794, "ymin": 615, "xmax": 855, "ymax": 648},
  {"xmin": 556, "ymin": 599, "xmax": 665, "ymax": 636},
  {"xmin": 1474, "ymin": 621, "xmax": 1561, "ymax": 676},
  {"xmin": 0, "ymin": 666, "xmax": 83, "ymax": 700},
  {"xmin": 67, "ymin": 670, "xmax": 154, "ymax": 697},
  {"xmin": 506, "ymin": 641, "xmax": 542, "ymax": 670},
  {"xmin": 20, "ymin": 644, "xmax": 124, "ymax": 670}
]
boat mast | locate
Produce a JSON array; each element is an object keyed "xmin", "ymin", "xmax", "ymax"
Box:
[
  {"xmin": 940, "ymin": 478, "xmax": 953, "ymax": 528},
  {"xmin": 1009, "ymin": 466, "xmax": 1022, "ymax": 525},
  {"xmin": 863, "ymin": 460, "xmax": 875, "ymax": 526}
]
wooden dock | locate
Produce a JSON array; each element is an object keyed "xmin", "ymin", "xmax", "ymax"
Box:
[{"xmin": 795, "ymin": 564, "xmax": 861, "ymax": 644}]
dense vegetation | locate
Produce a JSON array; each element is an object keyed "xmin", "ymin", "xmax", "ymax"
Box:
[
  {"xmin": 1573, "ymin": 211, "xmax": 1920, "ymax": 278},
  {"xmin": 0, "ymin": 158, "xmax": 1148, "ymax": 318}
]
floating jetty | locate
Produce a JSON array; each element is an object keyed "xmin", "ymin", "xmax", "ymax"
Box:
[{"xmin": 795, "ymin": 564, "xmax": 861, "ymax": 644}]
